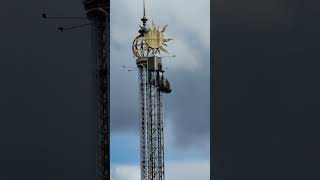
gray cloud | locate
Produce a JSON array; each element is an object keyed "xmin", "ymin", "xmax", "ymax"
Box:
[{"xmin": 110, "ymin": 0, "xmax": 210, "ymax": 151}]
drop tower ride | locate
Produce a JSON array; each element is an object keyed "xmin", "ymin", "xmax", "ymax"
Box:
[{"xmin": 132, "ymin": 1, "xmax": 173, "ymax": 180}]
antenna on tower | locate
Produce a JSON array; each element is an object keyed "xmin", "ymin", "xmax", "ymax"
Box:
[
  {"xmin": 140, "ymin": 0, "xmax": 148, "ymax": 29},
  {"xmin": 143, "ymin": 0, "xmax": 146, "ymax": 18}
]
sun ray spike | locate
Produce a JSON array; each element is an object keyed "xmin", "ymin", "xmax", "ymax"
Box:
[
  {"xmin": 164, "ymin": 38, "xmax": 173, "ymax": 42},
  {"xmin": 161, "ymin": 25, "xmax": 168, "ymax": 32},
  {"xmin": 152, "ymin": 21, "xmax": 156, "ymax": 29},
  {"xmin": 143, "ymin": 0, "xmax": 146, "ymax": 17},
  {"xmin": 160, "ymin": 46, "xmax": 169, "ymax": 54}
]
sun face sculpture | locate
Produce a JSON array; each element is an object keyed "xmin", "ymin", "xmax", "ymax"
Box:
[{"xmin": 133, "ymin": 21, "xmax": 173, "ymax": 59}]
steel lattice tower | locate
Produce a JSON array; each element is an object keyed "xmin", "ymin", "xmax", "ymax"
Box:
[
  {"xmin": 83, "ymin": 1, "xmax": 110, "ymax": 180},
  {"xmin": 132, "ymin": 1, "xmax": 173, "ymax": 179}
]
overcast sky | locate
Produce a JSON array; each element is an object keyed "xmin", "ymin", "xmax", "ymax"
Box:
[{"xmin": 110, "ymin": 0, "xmax": 210, "ymax": 179}]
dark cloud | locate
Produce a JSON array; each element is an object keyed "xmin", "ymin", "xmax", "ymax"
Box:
[
  {"xmin": 110, "ymin": 59, "xmax": 210, "ymax": 150},
  {"xmin": 109, "ymin": 1, "xmax": 210, "ymax": 153},
  {"xmin": 109, "ymin": 48, "xmax": 210, "ymax": 148},
  {"xmin": 164, "ymin": 63, "xmax": 210, "ymax": 148}
]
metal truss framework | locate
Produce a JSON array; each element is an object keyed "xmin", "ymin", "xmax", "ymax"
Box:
[
  {"xmin": 138, "ymin": 60, "xmax": 166, "ymax": 180},
  {"xmin": 83, "ymin": 0, "xmax": 109, "ymax": 180}
]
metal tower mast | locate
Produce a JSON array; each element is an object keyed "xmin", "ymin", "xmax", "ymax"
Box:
[
  {"xmin": 132, "ymin": 1, "xmax": 173, "ymax": 179},
  {"xmin": 83, "ymin": 1, "xmax": 110, "ymax": 180}
]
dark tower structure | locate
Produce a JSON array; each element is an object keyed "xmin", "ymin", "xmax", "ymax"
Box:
[
  {"xmin": 42, "ymin": 1, "xmax": 110, "ymax": 179},
  {"xmin": 83, "ymin": 1, "xmax": 110, "ymax": 180},
  {"xmin": 132, "ymin": 1, "xmax": 173, "ymax": 179}
]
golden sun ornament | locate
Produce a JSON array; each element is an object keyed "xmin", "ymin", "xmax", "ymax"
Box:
[{"xmin": 132, "ymin": 21, "xmax": 173, "ymax": 58}]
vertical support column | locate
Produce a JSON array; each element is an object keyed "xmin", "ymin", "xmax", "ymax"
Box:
[
  {"xmin": 139, "ymin": 65, "xmax": 148, "ymax": 180},
  {"xmin": 84, "ymin": 0, "xmax": 109, "ymax": 179},
  {"xmin": 160, "ymin": 92, "xmax": 165, "ymax": 180},
  {"xmin": 105, "ymin": 6, "xmax": 110, "ymax": 180},
  {"xmin": 93, "ymin": 15, "xmax": 109, "ymax": 180},
  {"xmin": 156, "ymin": 71, "xmax": 164, "ymax": 180},
  {"xmin": 139, "ymin": 56, "xmax": 167, "ymax": 180},
  {"xmin": 104, "ymin": 11, "xmax": 110, "ymax": 180},
  {"xmin": 147, "ymin": 69, "xmax": 154, "ymax": 180}
]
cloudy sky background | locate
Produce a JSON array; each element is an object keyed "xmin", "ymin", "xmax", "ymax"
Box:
[{"xmin": 110, "ymin": 0, "xmax": 210, "ymax": 179}]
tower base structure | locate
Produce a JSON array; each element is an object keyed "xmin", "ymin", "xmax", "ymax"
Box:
[{"xmin": 137, "ymin": 56, "xmax": 171, "ymax": 180}]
